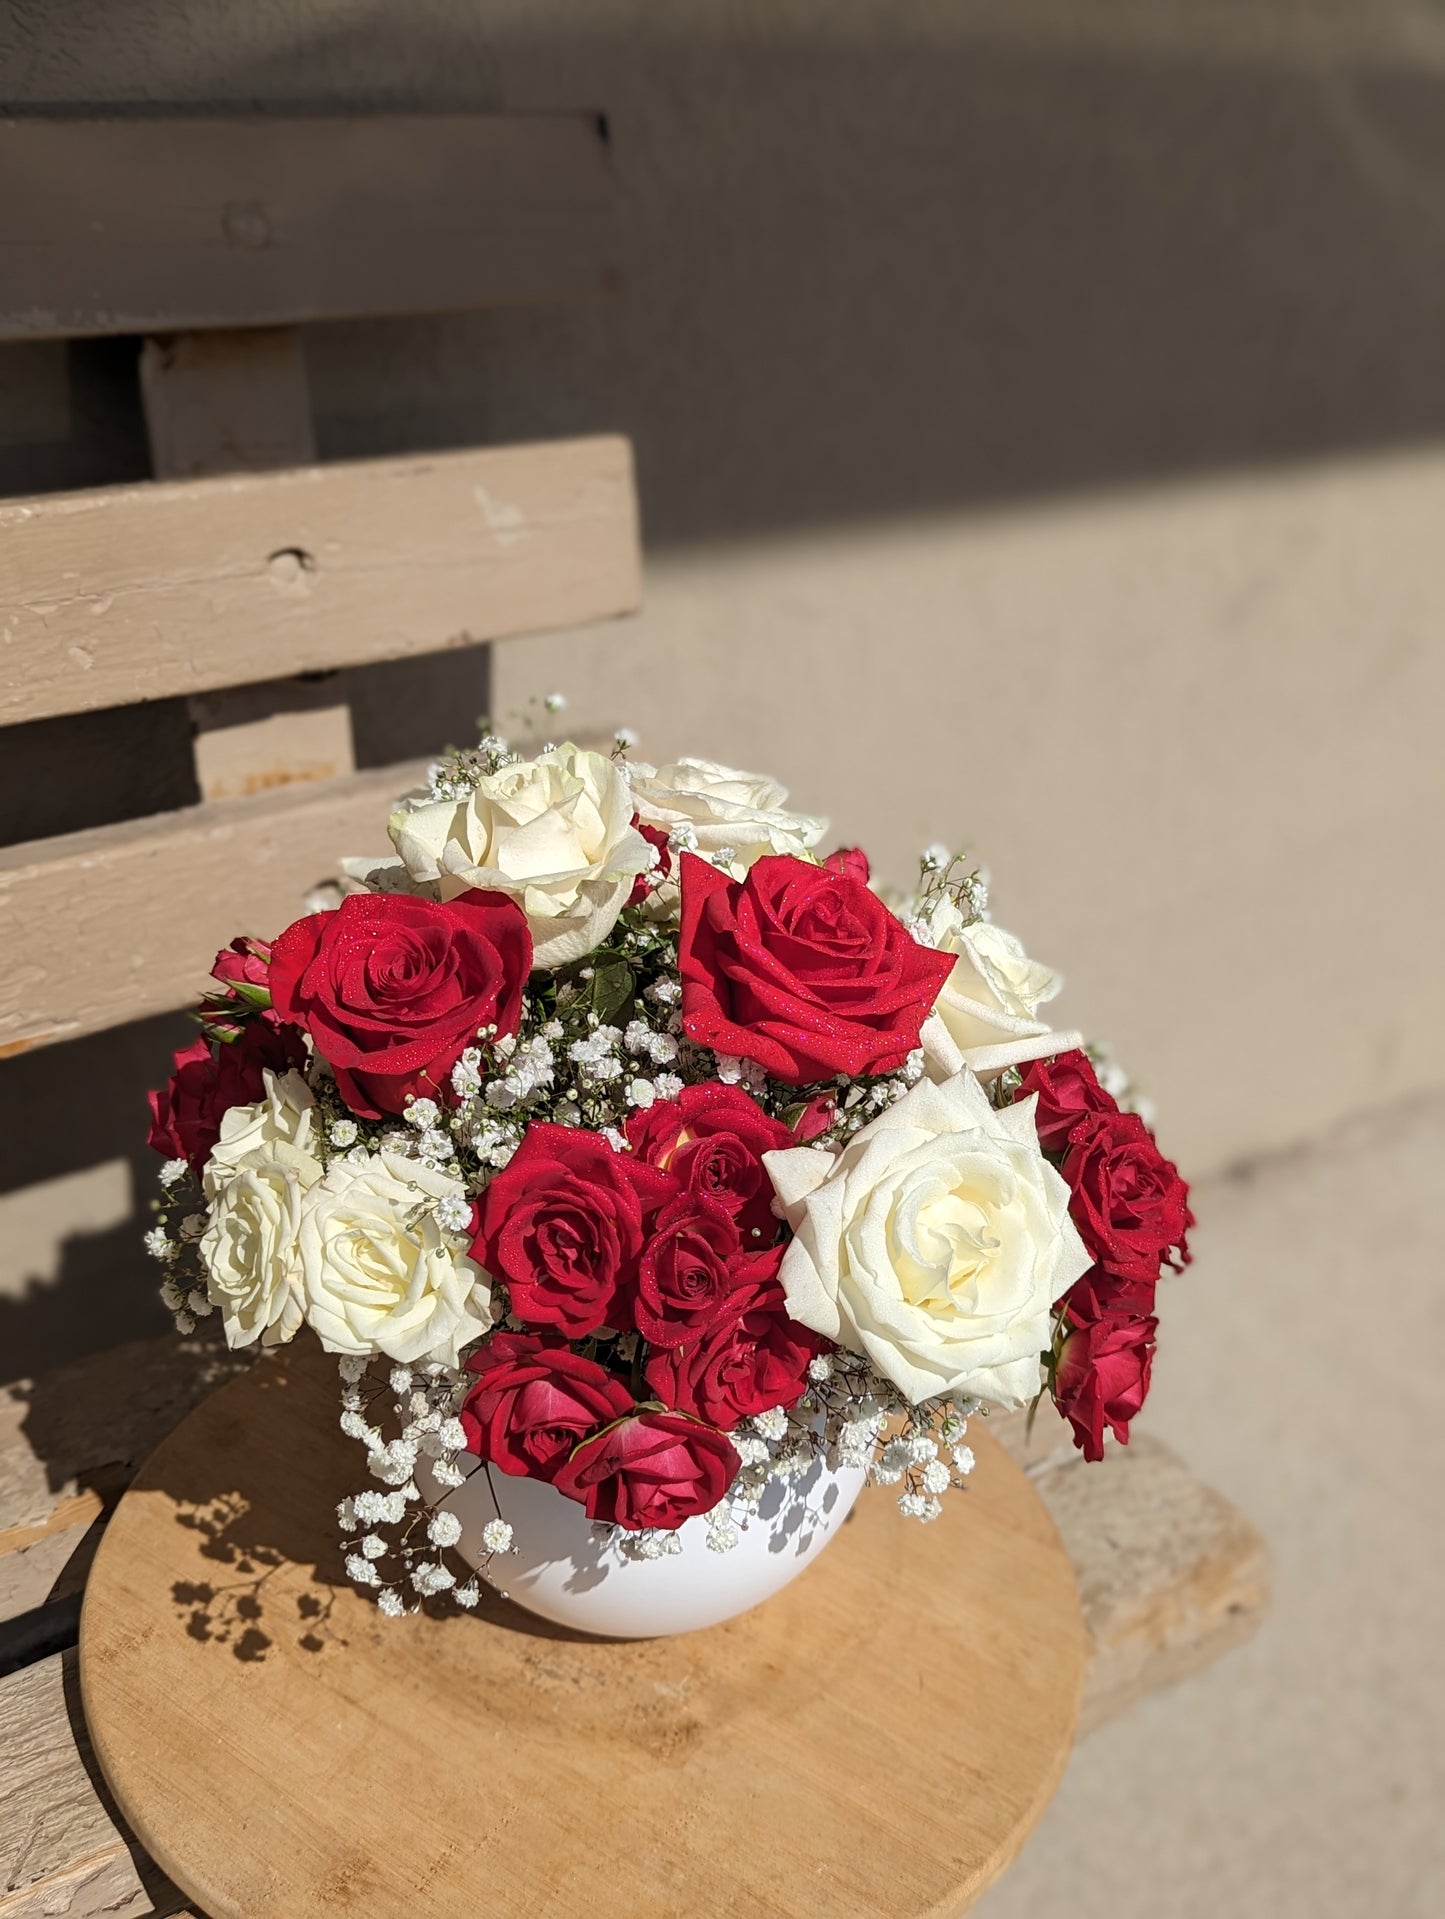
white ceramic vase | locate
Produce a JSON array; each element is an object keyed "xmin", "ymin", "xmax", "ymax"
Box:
[{"xmin": 423, "ymin": 1450, "xmax": 869, "ymax": 1638}]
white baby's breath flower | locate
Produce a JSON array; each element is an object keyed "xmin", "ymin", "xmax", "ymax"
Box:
[
  {"xmin": 328, "ymin": 1118, "xmax": 359, "ymax": 1148},
  {"xmin": 481, "ymin": 1518, "xmax": 514, "ymax": 1554},
  {"xmin": 454, "ymin": 1580, "xmax": 481, "ymax": 1609},
  {"xmin": 346, "ymin": 1554, "xmax": 381, "ymax": 1587},
  {"xmin": 360, "ymin": 1533, "xmax": 387, "ymax": 1560},
  {"xmin": 410, "ymin": 1560, "xmax": 455, "ymax": 1597},
  {"xmin": 159, "ymin": 1158, "xmax": 188, "ymax": 1188},
  {"xmin": 144, "ymin": 1227, "xmax": 175, "ymax": 1262},
  {"xmin": 921, "ymin": 1460, "xmax": 952, "ymax": 1495},
  {"xmin": 377, "ymin": 1588, "xmax": 405, "ymax": 1617},
  {"xmin": 427, "ymin": 1510, "xmax": 463, "ymax": 1549}
]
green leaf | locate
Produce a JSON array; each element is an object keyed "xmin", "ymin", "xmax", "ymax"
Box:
[{"xmin": 589, "ymin": 957, "xmax": 635, "ymax": 1026}]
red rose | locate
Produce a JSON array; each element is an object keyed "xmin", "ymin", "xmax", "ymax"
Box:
[
  {"xmin": 1062, "ymin": 1110, "xmax": 1193, "ymax": 1281},
  {"xmin": 1053, "ymin": 1283, "xmax": 1157, "ymax": 1462},
  {"xmin": 626, "ymin": 1081, "xmax": 791, "ymax": 1246},
  {"xmin": 146, "ymin": 1022, "xmax": 305, "ymax": 1172},
  {"xmin": 1014, "ymin": 1049, "xmax": 1120, "ymax": 1153},
  {"xmin": 268, "ymin": 889, "xmax": 531, "ymax": 1119},
  {"xmin": 471, "ymin": 1123, "xmax": 676, "ymax": 1337},
  {"xmin": 459, "ymin": 1332, "xmax": 633, "ymax": 1480},
  {"xmin": 646, "ymin": 1260, "xmax": 826, "ymax": 1430},
  {"xmin": 626, "ymin": 819, "xmax": 673, "ymax": 907},
  {"xmin": 633, "ymin": 1193, "xmax": 758, "ymax": 1349},
  {"xmin": 678, "ymin": 852, "xmax": 954, "ymax": 1083},
  {"xmin": 552, "ymin": 1411, "xmax": 740, "ymax": 1530}
]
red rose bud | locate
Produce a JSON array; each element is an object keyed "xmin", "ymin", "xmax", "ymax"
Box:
[
  {"xmin": 626, "ymin": 1080, "xmax": 791, "ymax": 1246},
  {"xmin": 822, "ymin": 847, "xmax": 871, "ymax": 883},
  {"xmin": 645, "ymin": 1256, "xmax": 827, "ymax": 1430},
  {"xmin": 268, "ymin": 888, "xmax": 531, "ymax": 1119},
  {"xmin": 146, "ymin": 1022, "xmax": 305, "ymax": 1173},
  {"xmin": 1053, "ymin": 1287, "xmax": 1158, "ymax": 1462},
  {"xmin": 1061, "ymin": 1110, "xmax": 1193, "ymax": 1281},
  {"xmin": 210, "ymin": 935, "xmax": 273, "ymax": 994},
  {"xmin": 471, "ymin": 1123, "xmax": 677, "ymax": 1339},
  {"xmin": 787, "ymin": 1094, "xmax": 837, "ymax": 1143},
  {"xmin": 626, "ymin": 819, "xmax": 674, "ymax": 907},
  {"xmin": 552, "ymin": 1411, "xmax": 741, "ymax": 1530},
  {"xmin": 677, "ymin": 852, "xmax": 954, "ymax": 1083},
  {"xmin": 460, "ymin": 1332, "xmax": 634, "ymax": 1480},
  {"xmin": 633, "ymin": 1194, "xmax": 746, "ymax": 1349}
]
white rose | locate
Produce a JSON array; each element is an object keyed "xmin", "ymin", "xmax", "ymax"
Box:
[
  {"xmin": 202, "ymin": 1070, "xmax": 317, "ymax": 1198},
  {"xmin": 919, "ymin": 900, "xmax": 1081, "ymax": 1079},
  {"xmin": 198, "ymin": 1074, "xmax": 322, "ymax": 1351},
  {"xmin": 628, "ymin": 756, "xmax": 827, "ymax": 872},
  {"xmin": 764, "ymin": 1071, "xmax": 1090, "ymax": 1408},
  {"xmin": 199, "ymin": 1144, "xmax": 320, "ymax": 1350},
  {"xmin": 385, "ymin": 743, "xmax": 651, "ymax": 969},
  {"xmin": 299, "ymin": 1149, "xmax": 490, "ymax": 1366}
]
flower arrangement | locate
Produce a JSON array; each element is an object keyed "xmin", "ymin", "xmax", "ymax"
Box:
[{"xmin": 145, "ymin": 725, "xmax": 1191, "ymax": 1617}]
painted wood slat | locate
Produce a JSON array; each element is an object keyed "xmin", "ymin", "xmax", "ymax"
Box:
[
  {"xmin": 0, "ymin": 436, "xmax": 641, "ymax": 726},
  {"xmin": 0, "ymin": 114, "xmax": 613, "ymax": 342},
  {"xmin": 0, "ymin": 760, "xmax": 429, "ymax": 1054}
]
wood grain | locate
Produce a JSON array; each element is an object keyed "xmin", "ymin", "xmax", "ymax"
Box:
[
  {"xmin": 0, "ymin": 115, "xmax": 613, "ymax": 341},
  {"xmin": 0, "ymin": 1650, "xmax": 187, "ymax": 1919},
  {"xmin": 79, "ymin": 1345, "xmax": 1086, "ymax": 1919},
  {"xmin": 1039, "ymin": 1434, "xmax": 1271, "ymax": 1733},
  {"xmin": 0, "ymin": 1335, "xmax": 253, "ymax": 1624},
  {"xmin": 0, "ymin": 435, "xmax": 641, "ymax": 725},
  {"xmin": 0, "ymin": 760, "xmax": 427, "ymax": 1053}
]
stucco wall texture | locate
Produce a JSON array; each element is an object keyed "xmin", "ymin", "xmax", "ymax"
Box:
[{"xmin": 3, "ymin": 0, "xmax": 1445, "ymax": 1371}]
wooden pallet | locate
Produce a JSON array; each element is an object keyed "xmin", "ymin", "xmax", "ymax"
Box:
[{"xmin": 0, "ymin": 1333, "xmax": 1270, "ymax": 1919}]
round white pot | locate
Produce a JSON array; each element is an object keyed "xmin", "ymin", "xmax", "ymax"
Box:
[{"xmin": 424, "ymin": 1450, "xmax": 868, "ymax": 1638}]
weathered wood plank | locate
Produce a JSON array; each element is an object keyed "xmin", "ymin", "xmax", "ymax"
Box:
[
  {"xmin": 0, "ymin": 436, "xmax": 641, "ymax": 725},
  {"xmin": 0, "ymin": 1336, "xmax": 252, "ymax": 1623},
  {"xmin": 0, "ymin": 1651, "xmax": 187, "ymax": 1918},
  {"xmin": 1038, "ymin": 1435, "xmax": 1271, "ymax": 1734},
  {"xmin": 0, "ymin": 759, "xmax": 431, "ymax": 1053},
  {"xmin": 138, "ymin": 330, "xmax": 316, "ymax": 481},
  {"xmin": 0, "ymin": 115, "xmax": 613, "ymax": 341}
]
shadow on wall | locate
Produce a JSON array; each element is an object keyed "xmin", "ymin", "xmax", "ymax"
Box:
[
  {"xmin": 0, "ymin": 1013, "xmax": 190, "ymax": 1384},
  {"xmin": 4, "ymin": 2, "xmax": 1445, "ymax": 1374}
]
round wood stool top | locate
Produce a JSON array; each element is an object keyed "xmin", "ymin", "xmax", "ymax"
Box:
[{"xmin": 80, "ymin": 1344, "xmax": 1085, "ymax": 1919}]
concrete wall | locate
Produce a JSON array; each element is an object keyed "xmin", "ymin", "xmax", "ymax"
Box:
[{"xmin": 4, "ymin": 0, "xmax": 1445, "ymax": 1376}]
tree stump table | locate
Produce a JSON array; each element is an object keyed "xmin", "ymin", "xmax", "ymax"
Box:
[{"xmin": 77, "ymin": 1347, "xmax": 1087, "ymax": 1919}]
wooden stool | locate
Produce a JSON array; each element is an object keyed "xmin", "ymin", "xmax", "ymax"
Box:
[{"xmin": 79, "ymin": 1345, "xmax": 1087, "ymax": 1919}]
